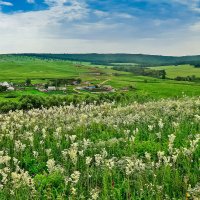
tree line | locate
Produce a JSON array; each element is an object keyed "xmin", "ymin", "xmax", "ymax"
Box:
[
  {"xmin": 12, "ymin": 53, "xmax": 200, "ymax": 66},
  {"xmin": 113, "ymin": 66, "xmax": 166, "ymax": 79}
]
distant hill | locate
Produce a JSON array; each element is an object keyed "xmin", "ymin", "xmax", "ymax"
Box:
[{"xmin": 9, "ymin": 53, "xmax": 200, "ymax": 66}]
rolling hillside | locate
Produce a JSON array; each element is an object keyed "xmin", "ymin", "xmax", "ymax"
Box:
[{"xmin": 13, "ymin": 53, "xmax": 200, "ymax": 66}]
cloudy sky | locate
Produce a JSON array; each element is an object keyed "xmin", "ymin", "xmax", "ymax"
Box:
[{"xmin": 0, "ymin": 0, "xmax": 200, "ymax": 55}]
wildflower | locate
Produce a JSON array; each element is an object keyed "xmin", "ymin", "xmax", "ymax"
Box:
[
  {"xmin": 15, "ymin": 140, "xmax": 26, "ymax": 152},
  {"xmin": 79, "ymin": 150, "xmax": 84, "ymax": 157},
  {"xmin": 157, "ymin": 151, "xmax": 165, "ymax": 160},
  {"xmin": 172, "ymin": 122, "xmax": 179, "ymax": 128},
  {"xmin": 156, "ymin": 132, "xmax": 162, "ymax": 139},
  {"xmin": 101, "ymin": 148, "xmax": 108, "ymax": 158},
  {"xmin": 71, "ymin": 187, "xmax": 77, "ymax": 196},
  {"xmin": 33, "ymin": 151, "xmax": 38, "ymax": 158},
  {"xmin": 105, "ymin": 158, "xmax": 115, "ymax": 170},
  {"xmin": 86, "ymin": 157, "xmax": 92, "ymax": 166},
  {"xmin": 124, "ymin": 129, "xmax": 131, "ymax": 137},
  {"xmin": 69, "ymin": 135, "xmax": 77, "ymax": 143},
  {"xmin": 34, "ymin": 125, "xmax": 39, "ymax": 132},
  {"xmin": 168, "ymin": 134, "xmax": 176, "ymax": 144},
  {"xmin": 82, "ymin": 138, "xmax": 91, "ymax": 150},
  {"xmin": 158, "ymin": 119, "xmax": 164, "ymax": 129},
  {"xmin": 145, "ymin": 152, "xmax": 151, "ymax": 161},
  {"xmin": 133, "ymin": 128, "xmax": 139, "ymax": 135},
  {"xmin": 95, "ymin": 154, "xmax": 103, "ymax": 166},
  {"xmin": 168, "ymin": 134, "xmax": 176, "ymax": 153},
  {"xmin": 68, "ymin": 145, "xmax": 78, "ymax": 165},
  {"xmin": 90, "ymin": 188, "xmax": 100, "ymax": 200},
  {"xmin": 148, "ymin": 125, "xmax": 154, "ymax": 131},
  {"xmin": 46, "ymin": 149, "xmax": 52, "ymax": 157},
  {"xmin": 129, "ymin": 136, "xmax": 135, "ymax": 143},
  {"xmin": 11, "ymin": 170, "xmax": 35, "ymax": 191},
  {"xmin": 70, "ymin": 171, "xmax": 81, "ymax": 184},
  {"xmin": 46, "ymin": 159, "xmax": 56, "ymax": 173}
]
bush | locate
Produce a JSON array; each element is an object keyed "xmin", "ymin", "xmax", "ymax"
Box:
[
  {"xmin": 0, "ymin": 92, "xmax": 152, "ymax": 113},
  {"xmin": 20, "ymin": 95, "xmax": 45, "ymax": 109},
  {"xmin": 0, "ymin": 101, "xmax": 20, "ymax": 112},
  {"xmin": 0, "ymin": 86, "xmax": 7, "ymax": 92}
]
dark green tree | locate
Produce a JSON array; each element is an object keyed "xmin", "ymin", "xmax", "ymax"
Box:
[
  {"xmin": 0, "ymin": 86, "xmax": 7, "ymax": 92},
  {"xmin": 26, "ymin": 78, "xmax": 32, "ymax": 86}
]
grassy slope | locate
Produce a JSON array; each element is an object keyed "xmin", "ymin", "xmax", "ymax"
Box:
[
  {"xmin": 150, "ymin": 65, "xmax": 200, "ymax": 78},
  {"xmin": 0, "ymin": 56, "xmax": 89, "ymax": 81},
  {"xmin": 0, "ymin": 56, "xmax": 200, "ymax": 102}
]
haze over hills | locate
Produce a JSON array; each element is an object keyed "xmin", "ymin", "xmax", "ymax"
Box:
[{"xmin": 8, "ymin": 53, "xmax": 200, "ymax": 66}]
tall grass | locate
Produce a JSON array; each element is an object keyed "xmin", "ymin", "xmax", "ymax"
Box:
[{"xmin": 0, "ymin": 97, "xmax": 199, "ymax": 199}]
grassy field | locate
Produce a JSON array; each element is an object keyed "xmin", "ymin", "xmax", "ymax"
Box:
[
  {"xmin": 1, "ymin": 56, "xmax": 200, "ymax": 103},
  {"xmin": 0, "ymin": 97, "xmax": 199, "ymax": 199},
  {"xmin": 0, "ymin": 56, "xmax": 200, "ymax": 199},
  {"xmin": 0, "ymin": 55, "xmax": 94, "ymax": 81},
  {"xmin": 150, "ymin": 65, "xmax": 200, "ymax": 78}
]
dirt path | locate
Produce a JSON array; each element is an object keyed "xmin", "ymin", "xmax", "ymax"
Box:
[
  {"xmin": 73, "ymin": 79, "xmax": 111, "ymax": 94},
  {"xmin": 99, "ymin": 79, "xmax": 110, "ymax": 85}
]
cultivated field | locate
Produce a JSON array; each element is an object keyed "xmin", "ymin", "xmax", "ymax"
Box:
[
  {"xmin": 0, "ymin": 97, "xmax": 199, "ymax": 199},
  {"xmin": 150, "ymin": 65, "xmax": 200, "ymax": 78}
]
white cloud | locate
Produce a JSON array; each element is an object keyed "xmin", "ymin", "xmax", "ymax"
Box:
[
  {"xmin": 116, "ymin": 13, "xmax": 134, "ymax": 19},
  {"xmin": 93, "ymin": 10, "xmax": 108, "ymax": 17},
  {"xmin": 27, "ymin": 0, "xmax": 35, "ymax": 4},
  {"xmin": 0, "ymin": 0, "xmax": 88, "ymax": 38},
  {"xmin": 0, "ymin": 1, "xmax": 13, "ymax": 6},
  {"xmin": 190, "ymin": 22, "xmax": 200, "ymax": 31},
  {"xmin": 172, "ymin": 0, "xmax": 200, "ymax": 12},
  {"xmin": 0, "ymin": 0, "xmax": 200, "ymax": 55}
]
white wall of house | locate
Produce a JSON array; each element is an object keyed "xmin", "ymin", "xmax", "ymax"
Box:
[
  {"xmin": 48, "ymin": 86, "xmax": 56, "ymax": 91},
  {"xmin": 7, "ymin": 87, "xmax": 15, "ymax": 91}
]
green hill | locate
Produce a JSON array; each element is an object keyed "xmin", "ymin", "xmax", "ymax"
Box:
[{"xmin": 10, "ymin": 53, "xmax": 200, "ymax": 66}]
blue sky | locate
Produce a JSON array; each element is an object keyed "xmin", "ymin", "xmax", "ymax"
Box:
[{"xmin": 0, "ymin": 0, "xmax": 200, "ymax": 55}]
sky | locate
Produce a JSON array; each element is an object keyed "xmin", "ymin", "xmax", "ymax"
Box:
[{"xmin": 0, "ymin": 0, "xmax": 200, "ymax": 55}]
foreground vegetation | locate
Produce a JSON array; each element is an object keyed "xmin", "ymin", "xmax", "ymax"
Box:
[{"xmin": 0, "ymin": 97, "xmax": 199, "ymax": 199}]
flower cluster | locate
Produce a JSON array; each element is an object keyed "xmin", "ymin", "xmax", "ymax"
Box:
[{"xmin": 0, "ymin": 97, "xmax": 199, "ymax": 199}]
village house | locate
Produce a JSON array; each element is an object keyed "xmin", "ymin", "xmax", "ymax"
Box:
[
  {"xmin": 102, "ymin": 85, "xmax": 113, "ymax": 91},
  {"xmin": 0, "ymin": 82, "xmax": 11, "ymax": 87},
  {"xmin": 0, "ymin": 82, "xmax": 15, "ymax": 91},
  {"xmin": 7, "ymin": 86, "xmax": 15, "ymax": 91},
  {"xmin": 82, "ymin": 81, "xmax": 90, "ymax": 85},
  {"xmin": 76, "ymin": 87, "xmax": 82, "ymax": 90},
  {"xmin": 48, "ymin": 86, "xmax": 56, "ymax": 91},
  {"xmin": 38, "ymin": 88, "xmax": 48, "ymax": 92},
  {"xmin": 72, "ymin": 81, "xmax": 78, "ymax": 85},
  {"xmin": 58, "ymin": 87, "xmax": 67, "ymax": 91}
]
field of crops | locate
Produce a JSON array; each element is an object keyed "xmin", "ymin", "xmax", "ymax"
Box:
[{"xmin": 0, "ymin": 97, "xmax": 199, "ymax": 199}]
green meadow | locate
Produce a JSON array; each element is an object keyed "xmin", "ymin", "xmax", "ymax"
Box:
[
  {"xmin": 150, "ymin": 65, "xmax": 200, "ymax": 78},
  {"xmin": 0, "ymin": 56, "xmax": 89, "ymax": 81},
  {"xmin": 0, "ymin": 55, "xmax": 200, "ymax": 200},
  {"xmin": 0, "ymin": 56, "xmax": 200, "ymax": 104}
]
